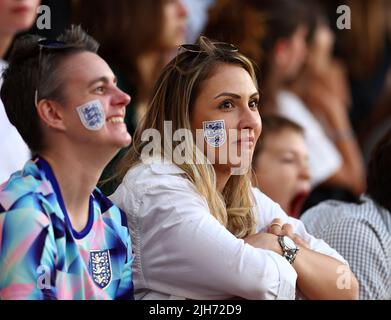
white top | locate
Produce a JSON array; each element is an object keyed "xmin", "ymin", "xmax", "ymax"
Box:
[
  {"xmin": 110, "ymin": 161, "xmax": 347, "ymax": 300},
  {"xmin": 0, "ymin": 60, "xmax": 30, "ymax": 184},
  {"xmin": 183, "ymin": 0, "xmax": 216, "ymax": 43},
  {"xmin": 277, "ymin": 90, "xmax": 342, "ymax": 187}
]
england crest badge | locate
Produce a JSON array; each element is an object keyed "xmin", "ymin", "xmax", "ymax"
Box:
[
  {"xmin": 203, "ymin": 120, "xmax": 226, "ymax": 147},
  {"xmin": 76, "ymin": 99, "xmax": 105, "ymax": 131},
  {"xmin": 90, "ymin": 250, "xmax": 112, "ymax": 289}
]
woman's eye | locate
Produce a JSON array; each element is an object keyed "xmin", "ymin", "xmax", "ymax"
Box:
[
  {"xmin": 219, "ymin": 101, "xmax": 234, "ymax": 109},
  {"xmin": 249, "ymin": 99, "xmax": 259, "ymax": 109}
]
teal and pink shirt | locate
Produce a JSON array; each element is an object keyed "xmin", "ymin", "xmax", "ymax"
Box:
[{"xmin": 0, "ymin": 157, "xmax": 134, "ymax": 300}]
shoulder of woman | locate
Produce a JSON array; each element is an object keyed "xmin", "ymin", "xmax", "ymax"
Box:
[
  {"xmin": 117, "ymin": 161, "xmax": 199, "ymax": 196},
  {"xmin": 251, "ymin": 187, "xmax": 279, "ymax": 209}
]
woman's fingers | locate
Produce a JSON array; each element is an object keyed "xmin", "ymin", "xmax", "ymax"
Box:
[
  {"xmin": 281, "ymin": 223, "xmax": 294, "ymax": 238},
  {"xmin": 268, "ymin": 218, "xmax": 283, "ymax": 235},
  {"xmin": 292, "ymin": 234, "xmax": 310, "ymax": 249}
]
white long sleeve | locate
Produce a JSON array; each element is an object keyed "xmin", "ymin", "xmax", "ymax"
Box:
[{"xmin": 111, "ymin": 162, "xmax": 346, "ymax": 300}]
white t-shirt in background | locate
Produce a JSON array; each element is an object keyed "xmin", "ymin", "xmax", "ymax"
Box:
[
  {"xmin": 277, "ymin": 90, "xmax": 342, "ymax": 187},
  {"xmin": 0, "ymin": 60, "xmax": 31, "ymax": 184}
]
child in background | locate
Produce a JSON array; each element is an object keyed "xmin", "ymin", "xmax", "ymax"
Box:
[{"xmin": 252, "ymin": 115, "xmax": 311, "ymax": 218}]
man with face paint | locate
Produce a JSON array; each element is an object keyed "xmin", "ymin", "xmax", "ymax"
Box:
[{"xmin": 0, "ymin": 26, "xmax": 134, "ymax": 300}]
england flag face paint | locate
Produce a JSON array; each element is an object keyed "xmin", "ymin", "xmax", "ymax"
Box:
[
  {"xmin": 203, "ymin": 120, "xmax": 226, "ymax": 148},
  {"xmin": 76, "ymin": 99, "xmax": 105, "ymax": 131}
]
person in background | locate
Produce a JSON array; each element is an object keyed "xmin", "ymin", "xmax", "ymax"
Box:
[
  {"xmin": 111, "ymin": 36, "xmax": 358, "ymax": 300},
  {"xmin": 0, "ymin": 26, "xmax": 134, "ymax": 300},
  {"xmin": 288, "ymin": 0, "xmax": 365, "ymax": 209},
  {"xmin": 0, "ymin": 0, "xmax": 39, "ymax": 183},
  {"xmin": 204, "ymin": 0, "xmax": 365, "ymax": 207},
  {"xmin": 324, "ymin": 0, "xmax": 391, "ymax": 137},
  {"xmin": 252, "ymin": 115, "xmax": 311, "ymax": 218},
  {"xmin": 72, "ymin": 0, "xmax": 188, "ymax": 135},
  {"xmin": 301, "ymin": 127, "xmax": 391, "ymax": 299},
  {"xmin": 182, "ymin": 0, "xmax": 215, "ymax": 43}
]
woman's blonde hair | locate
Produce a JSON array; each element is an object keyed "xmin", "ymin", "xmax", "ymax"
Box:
[{"xmin": 117, "ymin": 36, "xmax": 259, "ymax": 238}]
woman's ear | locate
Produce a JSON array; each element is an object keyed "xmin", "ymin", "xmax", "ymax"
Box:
[{"xmin": 36, "ymin": 99, "xmax": 66, "ymax": 131}]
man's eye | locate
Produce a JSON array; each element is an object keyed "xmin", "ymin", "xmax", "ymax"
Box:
[
  {"xmin": 281, "ymin": 157, "xmax": 295, "ymax": 164},
  {"xmin": 95, "ymin": 86, "xmax": 106, "ymax": 94},
  {"xmin": 219, "ymin": 101, "xmax": 234, "ymax": 109}
]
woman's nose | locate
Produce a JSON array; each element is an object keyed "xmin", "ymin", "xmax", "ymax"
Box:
[{"xmin": 239, "ymin": 107, "xmax": 261, "ymax": 131}]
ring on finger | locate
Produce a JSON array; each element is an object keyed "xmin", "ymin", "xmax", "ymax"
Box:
[{"xmin": 270, "ymin": 222, "xmax": 283, "ymax": 228}]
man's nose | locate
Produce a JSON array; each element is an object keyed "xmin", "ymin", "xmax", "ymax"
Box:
[{"xmin": 112, "ymin": 87, "xmax": 131, "ymax": 108}]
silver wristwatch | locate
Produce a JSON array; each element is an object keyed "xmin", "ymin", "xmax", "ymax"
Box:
[{"xmin": 278, "ymin": 235, "xmax": 299, "ymax": 264}]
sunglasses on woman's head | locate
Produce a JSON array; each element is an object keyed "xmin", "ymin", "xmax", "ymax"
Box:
[{"xmin": 178, "ymin": 42, "xmax": 239, "ymax": 54}]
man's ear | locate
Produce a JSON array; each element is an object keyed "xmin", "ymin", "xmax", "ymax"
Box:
[
  {"xmin": 274, "ymin": 39, "xmax": 289, "ymax": 68},
  {"xmin": 36, "ymin": 99, "xmax": 66, "ymax": 131}
]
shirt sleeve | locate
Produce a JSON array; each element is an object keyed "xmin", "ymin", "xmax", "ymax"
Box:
[
  {"xmin": 253, "ymin": 188, "xmax": 348, "ymax": 265},
  {"xmin": 124, "ymin": 181, "xmax": 298, "ymax": 300},
  {"xmin": 0, "ymin": 206, "xmax": 57, "ymax": 300},
  {"xmin": 115, "ymin": 230, "xmax": 135, "ymax": 300},
  {"xmin": 307, "ymin": 218, "xmax": 390, "ymax": 300}
]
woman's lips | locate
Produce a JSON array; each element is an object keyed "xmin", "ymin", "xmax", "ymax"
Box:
[{"xmin": 234, "ymin": 136, "xmax": 255, "ymax": 147}]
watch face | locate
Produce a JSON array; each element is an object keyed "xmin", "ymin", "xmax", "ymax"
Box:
[{"xmin": 283, "ymin": 236, "xmax": 296, "ymax": 250}]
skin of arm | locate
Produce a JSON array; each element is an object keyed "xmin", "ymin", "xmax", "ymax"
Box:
[{"xmin": 244, "ymin": 219, "xmax": 359, "ymax": 300}]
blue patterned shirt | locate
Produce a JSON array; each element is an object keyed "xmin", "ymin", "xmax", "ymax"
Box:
[{"xmin": 0, "ymin": 157, "xmax": 134, "ymax": 300}]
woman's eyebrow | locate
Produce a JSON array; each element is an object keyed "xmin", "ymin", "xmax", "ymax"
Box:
[{"xmin": 214, "ymin": 92, "xmax": 259, "ymax": 99}]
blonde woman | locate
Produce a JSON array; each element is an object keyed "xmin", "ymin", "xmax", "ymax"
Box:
[{"xmin": 111, "ymin": 37, "xmax": 359, "ymax": 300}]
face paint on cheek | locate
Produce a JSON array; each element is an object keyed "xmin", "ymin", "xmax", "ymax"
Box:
[
  {"xmin": 76, "ymin": 99, "xmax": 105, "ymax": 131},
  {"xmin": 203, "ymin": 120, "xmax": 226, "ymax": 148}
]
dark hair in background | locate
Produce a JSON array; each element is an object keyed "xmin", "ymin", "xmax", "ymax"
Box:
[
  {"xmin": 305, "ymin": 0, "xmax": 331, "ymax": 45},
  {"xmin": 366, "ymin": 127, "xmax": 391, "ymax": 212},
  {"xmin": 0, "ymin": 25, "xmax": 98, "ymax": 154},
  {"xmin": 71, "ymin": 0, "xmax": 166, "ymax": 103},
  {"xmin": 29, "ymin": 0, "xmax": 72, "ymax": 39},
  {"xmin": 325, "ymin": 0, "xmax": 391, "ymax": 78},
  {"xmin": 252, "ymin": 115, "xmax": 304, "ymax": 165},
  {"xmin": 203, "ymin": 0, "xmax": 310, "ymax": 110}
]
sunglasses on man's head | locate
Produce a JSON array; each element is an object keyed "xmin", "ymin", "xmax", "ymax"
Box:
[
  {"xmin": 38, "ymin": 39, "xmax": 70, "ymax": 49},
  {"xmin": 34, "ymin": 39, "xmax": 73, "ymax": 107}
]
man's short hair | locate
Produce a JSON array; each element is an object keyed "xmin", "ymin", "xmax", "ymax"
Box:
[
  {"xmin": 366, "ymin": 127, "xmax": 391, "ymax": 212},
  {"xmin": 0, "ymin": 25, "xmax": 99, "ymax": 154}
]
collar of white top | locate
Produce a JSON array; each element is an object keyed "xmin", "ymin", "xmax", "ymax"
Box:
[{"xmin": 149, "ymin": 161, "xmax": 186, "ymax": 175}]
